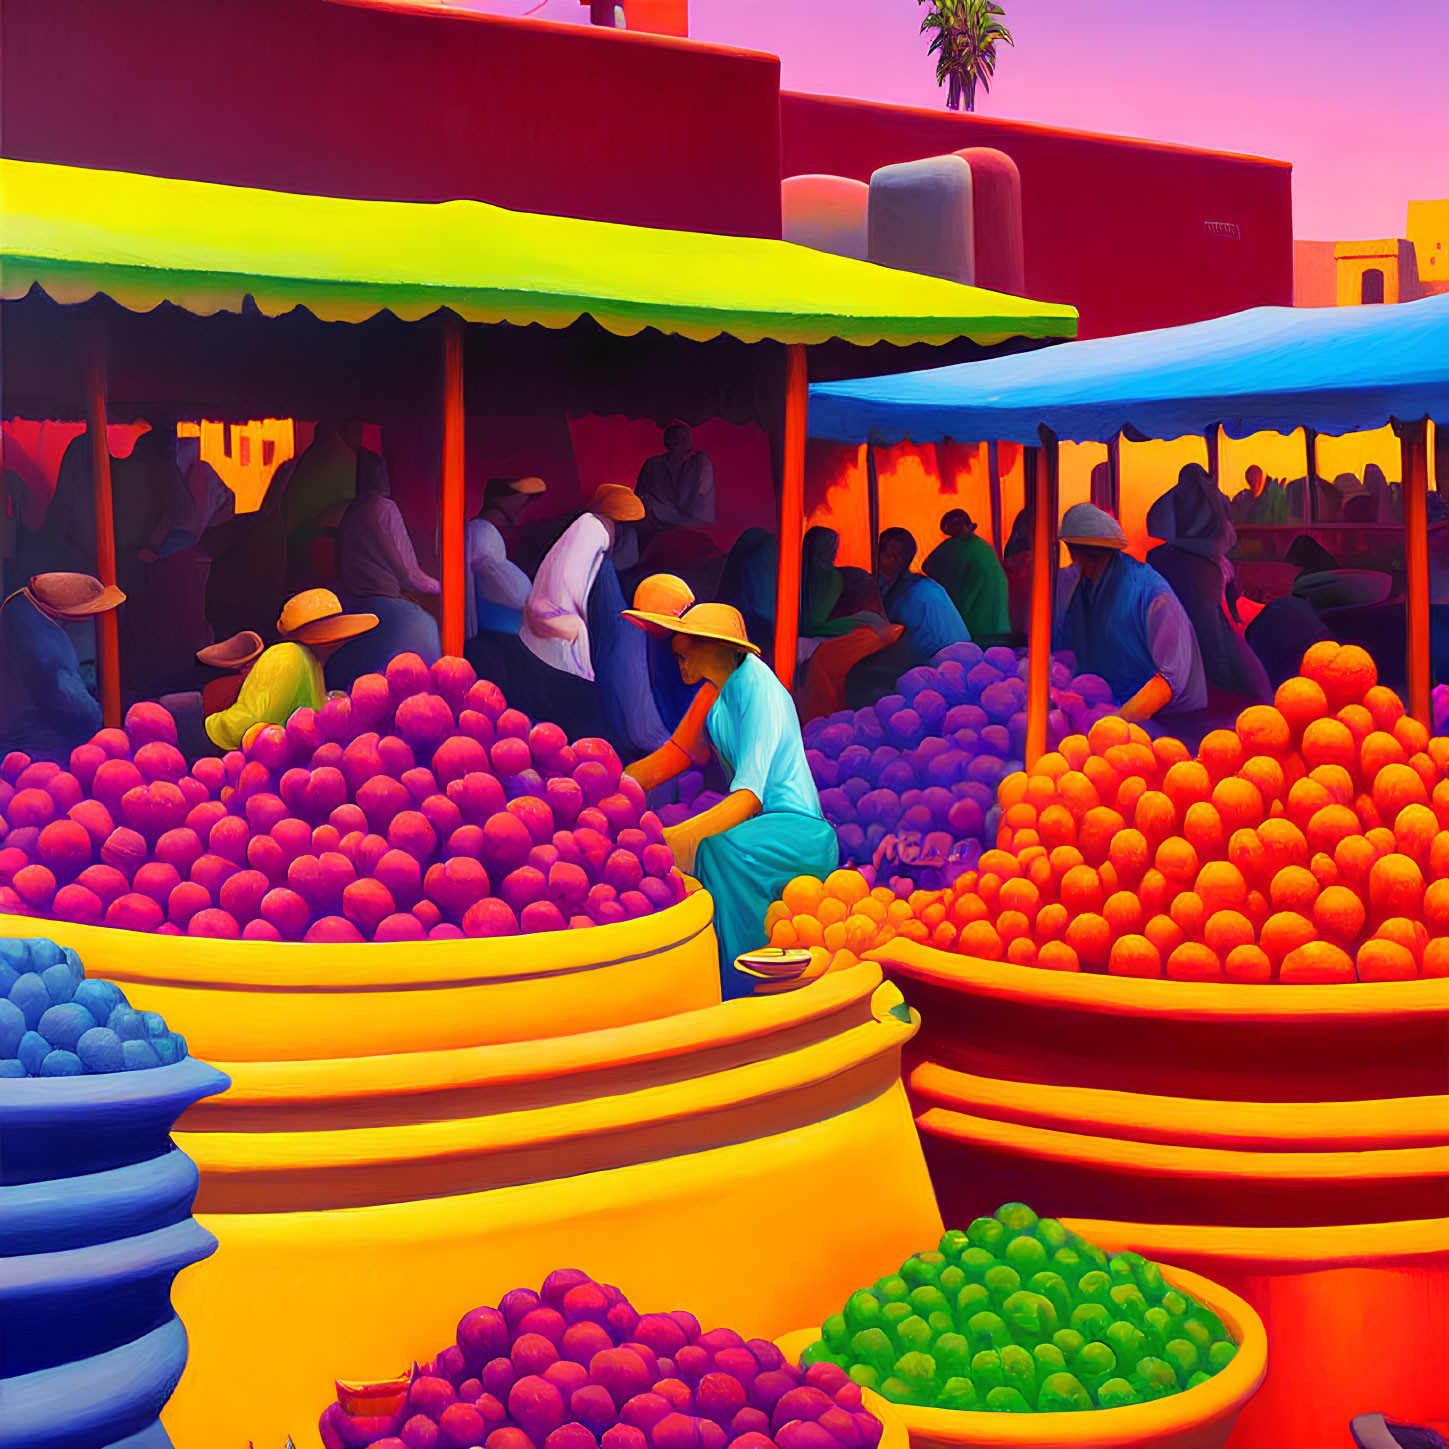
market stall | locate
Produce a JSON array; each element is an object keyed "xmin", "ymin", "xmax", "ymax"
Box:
[{"xmin": 810, "ymin": 292, "xmax": 1449, "ymax": 744}]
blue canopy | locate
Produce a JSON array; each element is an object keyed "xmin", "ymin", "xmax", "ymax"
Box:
[{"xmin": 809, "ymin": 293, "xmax": 1449, "ymax": 447}]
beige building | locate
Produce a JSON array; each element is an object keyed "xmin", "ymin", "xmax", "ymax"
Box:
[{"xmin": 1295, "ymin": 201, "xmax": 1449, "ymax": 306}]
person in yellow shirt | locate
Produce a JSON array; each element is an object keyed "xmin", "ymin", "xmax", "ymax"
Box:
[{"xmin": 204, "ymin": 589, "xmax": 377, "ymax": 749}]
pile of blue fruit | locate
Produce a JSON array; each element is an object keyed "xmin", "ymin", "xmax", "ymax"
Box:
[
  {"xmin": 0, "ymin": 934, "xmax": 187, "ymax": 1076},
  {"xmin": 659, "ymin": 645, "xmax": 1116, "ymax": 891},
  {"xmin": 320, "ymin": 1269, "xmax": 885, "ymax": 1449}
]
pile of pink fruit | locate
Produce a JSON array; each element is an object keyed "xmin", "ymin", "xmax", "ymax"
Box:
[{"xmin": 0, "ymin": 654, "xmax": 686, "ymax": 942}]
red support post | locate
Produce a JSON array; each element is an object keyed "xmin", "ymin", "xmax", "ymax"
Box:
[
  {"xmin": 1400, "ymin": 417, "xmax": 1430, "ymax": 728},
  {"xmin": 773, "ymin": 344, "xmax": 807, "ymax": 689},
  {"xmin": 1025, "ymin": 427, "xmax": 1059, "ymax": 768},
  {"xmin": 440, "ymin": 316, "xmax": 466, "ymax": 660},
  {"xmin": 83, "ymin": 328, "xmax": 121, "ymax": 728}
]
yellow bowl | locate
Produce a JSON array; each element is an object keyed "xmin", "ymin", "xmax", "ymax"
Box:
[{"xmin": 776, "ymin": 1262, "xmax": 1267, "ymax": 1449}]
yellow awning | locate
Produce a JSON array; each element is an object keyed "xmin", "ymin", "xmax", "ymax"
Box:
[{"xmin": 0, "ymin": 159, "xmax": 1078, "ymax": 348}]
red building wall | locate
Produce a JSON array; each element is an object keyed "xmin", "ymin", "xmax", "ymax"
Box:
[
  {"xmin": 780, "ymin": 93, "xmax": 1294, "ymax": 338},
  {"xmin": 0, "ymin": 0, "xmax": 783, "ymax": 238}
]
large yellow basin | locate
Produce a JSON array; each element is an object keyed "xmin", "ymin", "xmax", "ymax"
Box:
[
  {"xmin": 0, "ymin": 886, "xmax": 719, "ymax": 1059},
  {"xmin": 159, "ymin": 964, "xmax": 943, "ymax": 1449}
]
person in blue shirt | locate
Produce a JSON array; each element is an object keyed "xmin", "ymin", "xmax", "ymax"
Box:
[
  {"xmin": 0, "ymin": 572, "xmax": 125, "ymax": 760},
  {"xmin": 621, "ymin": 602, "xmax": 838, "ymax": 1001},
  {"xmin": 845, "ymin": 526, "xmax": 970, "ymax": 708}
]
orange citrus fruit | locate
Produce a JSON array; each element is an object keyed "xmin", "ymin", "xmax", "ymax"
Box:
[
  {"xmin": 1060, "ymin": 734, "xmax": 1092, "ymax": 770},
  {"xmin": 1269, "ymin": 864, "xmax": 1319, "ymax": 913},
  {"xmin": 1394, "ymin": 803, "xmax": 1438, "ymax": 868},
  {"xmin": 1134, "ymin": 790, "xmax": 1178, "ymax": 844},
  {"xmin": 1036, "ymin": 902, "xmax": 1070, "ymax": 941},
  {"xmin": 1166, "ymin": 941, "xmax": 1223, "ymax": 981},
  {"xmin": 1103, "ymin": 889, "xmax": 1144, "ymax": 936},
  {"xmin": 1082, "ymin": 755, "xmax": 1124, "ymax": 804},
  {"xmin": 1107, "ymin": 827, "xmax": 1152, "ymax": 885},
  {"xmin": 1431, "ymin": 837, "xmax": 1449, "ymax": 886},
  {"xmin": 1286, "ymin": 778, "xmax": 1333, "ymax": 830},
  {"xmin": 1361, "ymin": 731, "xmax": 1408, "ymax": 778},
  {"xmin": 1199, "ymin": 729, "xmax": 1246, "ymax": 781},
  {"xmin": 1259, "ymin": 817, "xmax": 1310, "ymax": 874},
  {"xmin": 1059, "ymin": 864, "xmax": 1105, "ymax": 913},
  {"xmin": 1037, "ymin": 940, "xmax": 1080, "ymax": 971},
  {"xmin": 1155, "ymin": 836, "xmax": 1200, "ymax": 886},
  {"xmin": 979, "ymin": 849, "xmax": 1021, "ymax": 880},
  {"xmin": 781, "ymin": 876, "xmax": 825, "ymax": 916},
  {"xmin": 1368, "ymin": 852, "xmax": 1425, "ymax": 918},
  {"xmin": 1244, "ymin": 888, "xmax": 1271, "ymax": 931},
  {"xmin": 1375, "ymin": 915, "xmax": 1428, "ymax": 961},
  {"xmin": 1138, "ymin": 867, "xmax": 1172, "ymax": 916},
  {"xmin": 1306, "ymin": 803, "xmax": 1361, "ymax": 855},
  {"xmin": 1409, "ymin": 752, "xmax": 1438, "ymax": 795},
  {"xmin": 1423, "ymin": 938, "xmax": 1449, "ymax": 977},
  {"xmin": 1212, "ymin": 776, "xmax": 1265, "ymax": 833},
  {"xmin": 997, "ymin": 772, "xmax": 1031, "ymax": 810},
  {"xmin": 1079, "ymin": 806, "xmax": 1126, "ymax": 867},
  {"xmin": 1169, "ymin": 890, "xmax": 1206, "ymax": 941},
  {"xmin": 1048, "ymin": 844, "xmax": 1085, "ymax": 878},
  {"xmin": 950, "ymin": 893, "xmax": 989, "ymax": 929},
  {"xmin": 1224, "ymin": 943, "xmax": 1272, "ymax": 982},
  {"xmin": 1204, "ymin": 908, "xmax": 1254, "ymax": 958},
  {"xmin": 998, "ymin": 877, "xmax": 1040, "ymax": 918},
  {"xmin": 1260, "ymin": 910, "xmax": 1317, "ymax": 964},
  {"xmin": 1373, "ymin": 762, "xmax": 1429, "ymax": 820},
  {"xmin": 1318, "ymin": 644, "xmax": 1377, "ymax": 709},
  {"xmin": 1153, "ymin": 736, "xmax": 1192, "ymax": 772},
  {"xmin": 958, "ymin": 920, "xmax": 1004, "ymax": 960},
  {"xmin": 1065, "ymin": 912, "xmax": 1111, "ymax": 969},
  {"xmin": 1280, "ymin": 940, "xmax": 1355, "ymax": 983},
  {"xmin": 1309, "ymin": 851, "xmax": 1341, "ymax": 889},
  {"xmin": 1238, "ymin": 754, "xmax": 1286, "ymax": 804},
  {"xmin": 1314, "ymin": 884, "xmax": 1366, "ymax": 943},
  {"xmin": 1301, "ymin": 718, "xmax": 1357, "ymax": 774},
  {"xmin": 1336, "ymin": 703, "xmax": 1375, "ymax": 748},
  {"xmin": 1163, "ymin": 760, "xmax": 1213, "ymax": 815},
  {"xmin": 1037, "ymin": 804, "xmax": 1077, "ymax": 848},
  {"xmin": 1299, "ymin": 640, "xmax": 1342, "ymax": 682},
  {"xmin": 1363, "ymin": 684, "xmax": 1406, "ymax": 732},
  {"xmin": 1108, "ymin": 934, "xmax": 1161, "ymax": 978},
  {"xmin": 1275, "ymin": 675, "xmax": 1329, "ymax": 735},
  {"xmin": 1393, "ymin": 715, "xmax": 1430, "ymax": 757},
  {"xmin": 1144, "ymin": 912, "xmax": 1187, "ymax": 958},
  {"xmin": 1236, "ymin": 705, "xmax": 1291, "ymax": 756},
  {"xmin": 996, "ymin": 910, "xmax": 1032, "ymax": 944},
  {"xmin": 1228, "ymin": 827, "xmax": 1271, "ymax": 887},
  {"xmin": 1006, "ymin": 936, "xmax": 1038, "ymax": 966},
  {"xmin": 1196, "ymin": 860, "xmax": 1248, "ymax": 914},
  {"xmin": 1088, "ymin": 715, "xmax": 1132, "ymax": 755},
  {"xmin": 1308, "ymin": 764, "xmax": 1355, "ymax": 807},
  {"xmin": 1356, "ymin": 938, "xmax": 1417, "ymax": 981},
  {"xmin": 1033, "ymin": 752, "xmax": 1071, "ymax": 780}
]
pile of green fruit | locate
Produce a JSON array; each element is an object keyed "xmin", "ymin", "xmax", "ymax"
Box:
[{"xmin": 800, "ymin": 1203, "xmax": 1238, "ymax": 1414}]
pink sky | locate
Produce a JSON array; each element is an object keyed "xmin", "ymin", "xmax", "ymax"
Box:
[{"xmin": 452, "ymin": 0, "xmax": 1449, "ymax": 241}]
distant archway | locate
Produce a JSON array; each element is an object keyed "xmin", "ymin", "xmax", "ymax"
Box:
[{"xmin": 1361, "ymin": 268, "xmax": 1386, "ymax": 304}]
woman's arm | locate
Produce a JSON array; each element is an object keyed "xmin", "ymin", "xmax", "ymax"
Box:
[
  {"xmin": 625, "ymin": 739, "xmax": 692, "ymax": 791},
  {"xmin": 662, "ymin": 788, "xmax": 760, "ymax": 874}
]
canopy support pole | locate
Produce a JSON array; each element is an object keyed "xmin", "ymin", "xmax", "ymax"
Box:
[
  {"xmin": 866, "ymin": 443, "xmax": 882, "ymax": 577},
  {"xmin": 774, "ymin": 343, "xmax": 807, "ymax": 689},
  {"xmin": 1399, "ymin": 417, "xmax": 1431, "ymax": 728},
  {"xmin": 440, "ymin": 316, "xmax": 465, "ymax": 659},
  {"xmin": 1305, "ymin": 427, "xmax": 1319, "ymax": 526},
  {"xmin": 987, "ymin": 441, "xmax": 1003, "ymax": 557},
  {"xmin": 1204, "ymin": 425, "xmax": 1220, "ymax": 487},
  {"xmin": 1025, "ymin": 426, "xmax": 1059, "ymax": 768},
  {"xmin": 83, "ymin": 322, "xmax": 121, "ymax": 728},
  {"xmin": 1107, "ymin": 433, "xmax": 1122, "ymax": 517}
]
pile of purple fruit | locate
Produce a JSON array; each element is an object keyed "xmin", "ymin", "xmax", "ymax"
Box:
[
  {"xmin": 320, "ymin": 1270, "xmax": 884, "ymax": 1449},
  {"xmin": 0, "ymin": 654, "xmax": 685, "ymax": 942},
  {"xmin": 660, "ymin": 643, "xmax": 1116, "ymax": 890}
]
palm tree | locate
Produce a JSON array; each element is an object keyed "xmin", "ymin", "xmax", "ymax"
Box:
[{"xmin": 918, "ymin": 0, "xmax": 1014, "ymax": 112}]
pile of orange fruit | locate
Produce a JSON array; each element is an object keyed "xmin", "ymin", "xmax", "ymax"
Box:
[
  {"xmin": 914, "ymin": 642, "xmax": 1449, "ymax": 982},
  {"xmin": 762, "ymin": 643, "xmax": 1449, "ymax": 985},
  {"xmin": 764, "ymin": 867, "xmax": 930, "ymax": 981}
]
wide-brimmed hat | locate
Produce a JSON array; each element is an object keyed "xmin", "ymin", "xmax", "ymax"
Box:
[
  {"xmin": 489, "ymin": 476, "xmax": 547, "ymax": 496},
  {"xmin": 590, "ymin": 484, "xmax": 646, "ymax": 523},
  {"xmin": 25, "ymin": 572, "xmax": 126, "ymax": 620},
  {"xmin": 621, "ymin": 601, "xmax": 761, "ymax": 656},
  {"xmin": 277, "ymin": 588, "xmax": 378, "ymax": 646},
  {"xmin": 197, "ymin": 630, "xmax": 265, "ymax": 671},
  {"xmin": 632, "ymin": 573, "xmax": 694, "ymax": 618},
  {"xmin": 1059, "ymin": 502, "xmax": 1128, "ymax": 550}
]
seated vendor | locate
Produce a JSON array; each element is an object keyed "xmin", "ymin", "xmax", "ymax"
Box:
[
  {"xmin": 197, "ymin": 631, "xmax": 265, "ymax": 716},
  {"xmin": 0, "ymin": 572, "xmax": 125, "ymax": 760},
  {"xmin": 1058, "ymin": 502, "xmax": 1206, "ymax": 721},
  {"xmin": 465, "ymin": 476, "xmax": 546, "ymax": 640},
  {"xmin": 204, "ymin": 589, "xmax": 377, "ymax": 750},
  {"xmin": 622, "ymin": 602, "xmax": 838, "ymax": 1001},
  {"xmin": 923, "ymin": 508, "xmax": 1010, "ymax": 641},
  {"xmin": 844, "ymin": 526, "xmax": 970, "ymax": 709}
]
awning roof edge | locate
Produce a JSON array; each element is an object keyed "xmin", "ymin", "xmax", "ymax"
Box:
[
  {"xmin": 808, "ymin": 294, "xmax": 1449, "ymax": 445},
  {"xmin": 0, "ymin": 159, "xmax": 1078, "ymax": 350}
]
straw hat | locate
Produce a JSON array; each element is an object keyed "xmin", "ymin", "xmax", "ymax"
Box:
[
  {"xmin": 1059, "ymin": 502, "xmax": 1128, "ymax": 550},
  {"xmin": 590, "ymin": 484, "xmax": 646, "ymax": 523},
  {"xmin": 276, "ymin": 589, "xmax": 378, "ymax": 646},
  {"xmin": 489, "ymin": 476, "xmax": 547, "ymax": 495},
  {"xmin": 197, "ymin": 631, "xmax": 265, "ymax": 671},
  {"xmin": 24, "ymin": 572, "xmax": 125, "ymax": 620},
  {"xmin": 632, "ymin": 573, "xmax": 695, "ymax": 618},
  {"xmin": 621, "ymin": 601, "xmax": 761, "ymax": 656}
]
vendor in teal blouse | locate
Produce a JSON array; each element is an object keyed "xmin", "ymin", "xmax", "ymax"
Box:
[{"xmin": 622, "ymin": 601, "xmax": 838, "ymax": 1000}]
